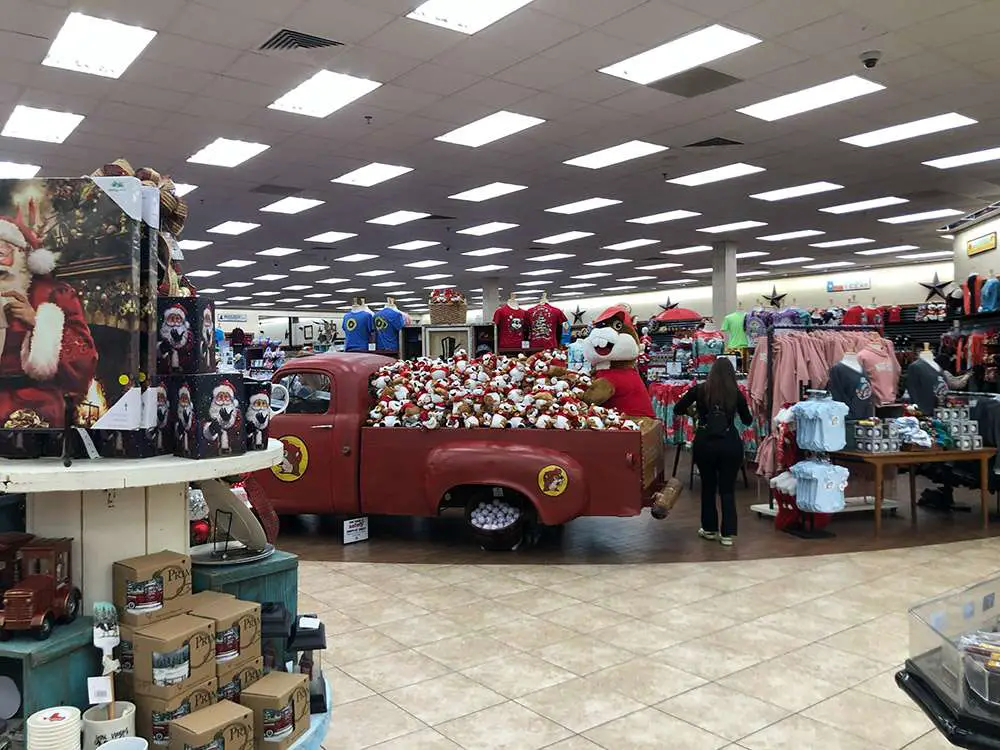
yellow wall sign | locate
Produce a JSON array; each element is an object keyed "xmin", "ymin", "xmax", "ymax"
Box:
[
  {"xmin": 968, "ymin": 232, "xmax": 997, "ymax": 257},
  {"xmin": 538, "ymin": 465, "xmax": 568, "ymax": 497},
  {"xmin": 272, "ymin": 435, "xmax": 308, "ymax": 482}
]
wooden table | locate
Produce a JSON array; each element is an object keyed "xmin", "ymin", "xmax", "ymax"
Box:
[{"xmin": 833, "ymin": 448, "xmax": 996, "ymax": 536}]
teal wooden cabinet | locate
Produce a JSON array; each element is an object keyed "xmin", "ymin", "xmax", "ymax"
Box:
[{"xmin": 0, "ymin": 616, "xmax": 99, "ymax": 717}]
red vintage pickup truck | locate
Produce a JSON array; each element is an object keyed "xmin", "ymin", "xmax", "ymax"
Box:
[{"xmin": 253, "ymin": 354, "xmax": 664, "ymax": 546}]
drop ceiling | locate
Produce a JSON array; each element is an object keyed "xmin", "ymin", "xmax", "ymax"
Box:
[{"xmin": 2, "ymin": 0, "xmax": 1000, "ymax": 312}]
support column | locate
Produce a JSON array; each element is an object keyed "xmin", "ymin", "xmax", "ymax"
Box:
[
  {"xmin": 483, "ymin": 277, "xmax": 501, "ymax": 321},
  {"xmin": 711, "ymin": 241, "xmax": 737, "ymax": 320}
]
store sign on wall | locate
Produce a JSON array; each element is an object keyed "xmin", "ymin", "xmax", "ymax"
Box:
[
  {"xmin": 217, "ymin": 312, "xmax": 248, "ymax": 323},
  {"xmin": 826, "ymin": 277, "xmax": 871, "ymax": 293},
  {"xmin": 967, "ymin": 232, "xmax": 997, "ymax": 257}
]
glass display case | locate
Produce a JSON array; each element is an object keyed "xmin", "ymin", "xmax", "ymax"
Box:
[{"xmin": 899, "ymin": 575, "xmax": 1000, "ymax": 747}]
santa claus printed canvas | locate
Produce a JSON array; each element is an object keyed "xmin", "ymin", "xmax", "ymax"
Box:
[
  {"xmin": 169, "ymin": 373, "xmax": 245, "ymax": 459},
  {"xmin": 243, "ymin": 380, "xmax": 271, "ymax": 451},
  {"xmin": 0, "ymin": 177, "xmax": 143, "ymax": 434}
]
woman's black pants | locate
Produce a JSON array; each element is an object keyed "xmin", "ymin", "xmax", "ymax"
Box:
[{"xmin": 692, "ymin": 431, "xmax": 743, "ymax": 537}]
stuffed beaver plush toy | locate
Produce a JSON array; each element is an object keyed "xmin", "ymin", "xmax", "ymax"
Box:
[{"xmin": 581, "ymin": 305, "xmax": 655, "ymax": 418}]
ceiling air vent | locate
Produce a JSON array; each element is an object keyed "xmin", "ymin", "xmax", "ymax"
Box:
[
  {"xmin": 685, "ymin": 137, "xmax": 744, "ymax": 148},
  {"xmin": 259, "ymin": 29, "xmax": 344, "ymax": 51}
]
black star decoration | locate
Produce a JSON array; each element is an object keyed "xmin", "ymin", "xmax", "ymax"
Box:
[
  {"xmin": 659, "ymin": 298, "xmax": 680, "ymax": 313},
  {"xmin": 571, "ymin": 306, "xmax": 586, "ymax": 325},
  {"xmin": 763, "ymin": 286, "xmax": 787, "ymax": 308},
  {"xmin": 920, "ymin": 272, "xmax": 952, "ymax": 302}
]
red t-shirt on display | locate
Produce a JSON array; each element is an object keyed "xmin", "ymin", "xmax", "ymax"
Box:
[
  {"xmin": 527, "ymin": 303, "xmax": 567, "ymax": 350},
  {"xmin": 493, "ymin": 304, "xmax": 529, "ymax": 350},
  {"xmin": 842, "ymin": 305, "xmax": 866, "ymax": 326},
  {"xmin": 864, "ymin": 306, "xmax": 884, "ymax": 326}
]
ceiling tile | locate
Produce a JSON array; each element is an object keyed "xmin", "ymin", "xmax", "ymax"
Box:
[
  {"xmin": 395, "ymin": 63, "xmax": 482, "ymax": 96},
  {"xmin": 776, "ymin": 12, "xmax": 891, "ymax": 56},
  {"xmin": 530, "ymin": 0, "xmax": 647, "ymax": 27},
  {"xmin": 597, "ymin": 3, "xmax": 710, "ymax": 46},
  {"xmin": 195, "ymin": 0, "xmax": 308, "ymax": 24},
  {"xmin": 431, "ymin": 38, "xmax": 534, "ymax": 77},
  {"xmin": 452, "ymin": 78, "xmax": 539, "ymax": 107},
  {"xmin": 541, "ymin": 30, "xmax": 641, "ymax": 69},
  {"xmin": 476, "ymin": 9, "xmax": 585, "ymax": 55},
  {"xmin": 364, "ymin": 17, "xmax": 465, "ymax": 60},
  {"xmin": 165, "ymin": 3, "xmax": 279, "ymax": 49}
]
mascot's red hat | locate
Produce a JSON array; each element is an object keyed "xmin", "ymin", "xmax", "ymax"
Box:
[{"xmin": 594, "ymin": 304, "xmax": 630, "ymax": 324}]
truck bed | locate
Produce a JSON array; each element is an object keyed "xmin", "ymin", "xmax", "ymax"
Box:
[{"xmin": 359, "ymin": 422, "xmax": 665, "ymax": 523}]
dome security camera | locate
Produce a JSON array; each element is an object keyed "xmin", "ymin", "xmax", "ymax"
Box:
[{"xmin": 860, "ymin": 50, "xmax": 882, "ymax": 69}]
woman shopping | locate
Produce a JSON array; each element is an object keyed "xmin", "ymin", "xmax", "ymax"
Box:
[{"xmin": 675, "ymin": 358, "xmax": 752, "ymax": 547}]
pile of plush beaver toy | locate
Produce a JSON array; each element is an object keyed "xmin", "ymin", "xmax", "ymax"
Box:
[{"xmin": 367, "ymin": 348, "xmax": 640, "ymax": 431}]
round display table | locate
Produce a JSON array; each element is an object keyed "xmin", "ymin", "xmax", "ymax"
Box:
[{"xmin": 0, "ymin": 439, "xmax": 282, "ymax": 612}]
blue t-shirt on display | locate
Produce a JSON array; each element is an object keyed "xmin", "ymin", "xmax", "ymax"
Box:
[
  {"xmin": 791, "ymin": 399, "xmax": 849, "ymax": 452},
  {"xmin": 343, "ymin": 310, "xmax": 374, "ymax": 352},
  {"xmin": 791, "ymin": 461, "xmax": 849, "ymax": 513},
  {"xmin": 374, "ymin": 307, "xmax": 406, "ymax": 352}
]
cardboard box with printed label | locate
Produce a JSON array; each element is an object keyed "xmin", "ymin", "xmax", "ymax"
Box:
[
  {"xmin": 168, "ymin": 699, "xmax": 253, "ymax": 750},
  {"xmin": 241, "ymin": 671, "xmax": 310, "ymax": 748},
  {"xmin": 217, "ymin": 656, "xmax": 264, "ymax": 704},
  {"xmin": 135, "ymin": 677, "xmax": 217, "ymax": 747},
  {"xmin": 133, "ymin": 614, "xmax": 216, "ymax": 700},
  {"xmin": 187, "ymin": 597, "xmax": 261, "ymax": 667},
  {"xmin": 114, "ymin": 550, "xmax": 192, "ymax": 626}
]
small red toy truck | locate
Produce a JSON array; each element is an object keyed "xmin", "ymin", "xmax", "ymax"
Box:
[
  {"xmin": 253, "ymin": 354, "xmax": 665, "ymax": 548},
  {"xmin": 0, "ymin": 537, "xmax": 81, "ymax": 640}
]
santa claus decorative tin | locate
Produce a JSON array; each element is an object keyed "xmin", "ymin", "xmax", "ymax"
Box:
[
  {"xmin": 243, "ymin": 380, "xmax": 271, "ymax": 451},
  {"xmin": 0, "ymin": 176, "xmax": 143, "ymax": 433},
  {"xmin": 157, "ymin": 296, "xmax": 217, "ymax": 375},
  {"xmin": 169, "ymin": 373, "xmax": 246, "ymax": 459}
]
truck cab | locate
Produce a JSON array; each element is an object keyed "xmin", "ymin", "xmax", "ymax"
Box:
[{"xmin": 0, "ymin": 538, "xmax": 81, "ymax": 640}]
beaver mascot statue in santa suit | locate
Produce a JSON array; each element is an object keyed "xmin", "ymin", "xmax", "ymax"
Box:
[{"xmin": 581, "ymin": 304, "xmax": 681, "ymax": 518}]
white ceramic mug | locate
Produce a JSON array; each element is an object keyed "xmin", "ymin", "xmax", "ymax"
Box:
[
  {"xmin": 92, "ymin": 737, "xmax": 147, "ymax": 750},
  {"xmin": 81, "ymin": 702, "xmax": 136, "ymax": 749}
]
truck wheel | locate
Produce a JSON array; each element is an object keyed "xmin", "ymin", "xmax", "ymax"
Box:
[
  {"xmin": 60, "ymin": 590, "xmax": 81, "ymax": 624},
  {"xmin": 34, "ymin": 614, "xmax": 54, "ymax": 641}
]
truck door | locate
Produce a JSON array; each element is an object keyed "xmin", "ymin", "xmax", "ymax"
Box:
[{"xmin": 266, "ymin": 370, "xmax": 341, "ymax": 514}]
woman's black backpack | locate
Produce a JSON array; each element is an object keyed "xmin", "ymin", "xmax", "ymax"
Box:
[{"xmin": 704, "ymin": 403, "xmax": 731, "ymax": 438}]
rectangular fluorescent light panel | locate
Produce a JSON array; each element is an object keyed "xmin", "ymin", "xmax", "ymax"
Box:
[
  {"xmin": 897, "ymin": 250, "xmax": 954, "ymax": 260},
  {"xmin": 603, "ymin": 239, "xmax": 659, "ymax": 251},
  {"xmin": 44, "ymin": 12, "xmax": 156, "ymax": 79},
  {"xmin": 172, "ymin": 183, "xmax": 197, "ymax": 197},
  {"xmin": 736, "ymin": 251, "xmax": 769, "ymax": 258},
  {"xmin": 316, "ymin": 278, "xmax": 349, "ymax": 284},
  {"xmin": 406, "ymin": 260, "xmax": 447, "ymax": 268},
  {"xmin": 462, "ymin": 248, "xmax": 512, "ymax": 257},
  {"xmin": 843, "ymin": 113, "xmax": 976, "ymax": 148},
  {"xmin": 604, "ymin": 285, "xmax": 637, "ymax": 291},
  {"xmin": 855, "ymin": 245, "xmax": 919, "ymax": 256},
  {"xmin": 269, "ymin": 70, "xmax": 382, "ymax": 118},
  {"xmin": 307, "ymin": 231, "xmax": 357, "ymax": 244},
  {"xmin": 224, "ymin": 282, "xmax": 253, "ymax": 288},
  {"xmin": 336, "ymin": 254, "xmax": 378, "ymax": 262},
  {"xmin": 367, "ymin": 210, "xmax": 430, "ymax": 226},
  {"xmin": 458, "ymin": 222, "xmax": 518, "ymax": 236},
  {"xmin": 260, "ymin": 197, "xmax": 324, "ymax": 214},
  {"xmin": 467, "ymin": 265, "xmax": 508, "ymax": 272},
  {"xmin": 668, "ymin": 163, "xmax": 764, "ymax": 186},
  {"xmin": 435, "ymin": 111, "xmax": 544, "ymax": 147},
  {"xmin": 737, "ymin": 271, "xmax": 769, "ymax": 277},
  {"xmin": 583, "ymin": 258, "xmax": 631, "ymax": 267},
  {"xmin": 738, "ymin": 76, "xmax": 884, "ymax": 121},
  {"xmin": 0, "ymin": 161, "xmax": 40, "ymax": 178},
  {"xmin": 517, "ymin": 281, "xmax": 553, "ymax": 286},
  {"xmin": 663, "ymin": 245, "xmax": 711, "ymax": 256},
  {"xmin": 636, "ymin": 262, "xmax": 682, "ymax": 270},
  {"xmin": 187, "ymin": 137, "xmax": 269, "ymax": 167},
  {"xmin": 761, "ymin": 256, "xmax": 814, "ymax": 266},
  {"xmin": 390, "ymin": 240, "xmax": 439, "ymax": 250},
  {"xmin": 333, "ymin": 163, "xmax": 411, "ymax": 187},
  {"xmin": 546, "ymin": 197, "xmax": 621, "ymax": 214},
  {"xmin": 698, "ymin": 221, "xmax": 767, "ymax": 233},
  {"xmin": 522, "ymin": 269, "xmax": 562, "ymax": 276},
  {"xmin": 618, "ymin": 276, "xmax": 656, "ymax": 282},
  {"xmin": 879, "ymin": 208, "xmax": 963, "ymax": 224},
  {"xmin": 683, "ymin": 268, "xmax": 713, "ymax": 274},
  {"xmin": 256, "ymin": 247, "xmax": 301, "ymax": 257},
  {"xmin": 1, "ymin": 105, "xmax": 84, "ymax": 143},
  {"xmin": 283, "ymin": 285, "xmax": 312, "ymax": 291},
  {"xmin": 407, "ymin": 0, "xmax": 535, "ymax": 34},
  {"xmin": 573, "ymin": 273, "xmax": 611, "ymax": 279},
  {"xmin": 252, "ymin": 291, "xmax": 280, "ymax": 297},
  {"xmin": 599, "ymin": 24, "xmax": 761, "ymax": 85},
  {"xmin": 199, "ymin": 288, "xmax": 223, "ymax": 294},
  {"xmin": 417, "ymin": 274, "xmax": 451, "ymax": 281},
  {"xmin": 564, "ymin": 283, "xmax": 596, "ymax": 289},
  {"xmin": 528, "ymin": 253, "xmax": 574, "ymax": 262},
  {"xmin": 751, "ymin": 181, "xmax": 843, "ymax": 201},
  {"xmin": 804, "ymin": 261, "xmax": 855, "ymax": 270},
  {"xmin": 449, "ymin": 182, "xmax": 527, "ymax": 202},
  {"xmin": 758, "ymin": 230, "xmax": 824, "ymax": 241},
  {"xmin": 535, "ymin": 231, "xmax": 594, "ymax": 245},
  {"xmin": 177, "ymin": 240, "xmax": 212, "ymax": 251},
  {"xmin": 290, "ymin": 265, "xmax": 329, "ymax": 273},
  {"xmin": 564, "ymin": 140, "xmax": 668, "ymax": 169},
  {"xmin": 217, "ymin": 259, "xmax": 256, "ymax": 268},
  {"xmin": 208, "ymin": 221, "xmax": 259, "ymax": 236},
  {"xmin": 820, "ymin": 196, "xmax": 908, "ymax": 214},
  {"xmin": 627, "ymin": 210, "xmax": 700, "ymax": 224},
  {"xmin": 186, "ymin": 270, "xmax": 219, "ymax": 278},
  {"xmin": 809, "ymin": 238, "xmax": 874, "ymax": 248},
  {"xmin": 924, "ymin": 146, "xmax": 1000, "ymax": 169},
  {"xmin": 373, "ymin": 282, "xmax": 405, "ymax": 287},
  {"xmin": 254, "ymin": 274, "xmax": 288, "ymax": 282}
]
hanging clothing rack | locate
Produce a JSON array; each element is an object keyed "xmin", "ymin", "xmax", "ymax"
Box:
[{"xmin": 764, "ymin": 323, "xmax": 882, "ymax": 432}]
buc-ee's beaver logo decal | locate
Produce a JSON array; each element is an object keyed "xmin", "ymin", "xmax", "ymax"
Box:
[
  {"xmin": 272, "ymin": 435, "xmax": 308, "ymax": 482},
  {"xmin": 538, "ymin": 465, "xmax": 569, "ymax": 496}
]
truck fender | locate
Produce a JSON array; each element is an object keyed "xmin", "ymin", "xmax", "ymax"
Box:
[{"xmin": 425, "ymin": 442, "xmax": 587, "ymax": 525}]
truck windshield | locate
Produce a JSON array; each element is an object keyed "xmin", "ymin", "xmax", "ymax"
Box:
[{"xmin": 279, "ymin": 373, "xmax": 332, "ymax": 415}]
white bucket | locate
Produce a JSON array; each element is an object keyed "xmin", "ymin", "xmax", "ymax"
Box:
[
  {"xmin": 81, "ymin": 702, "xmax": 136, "ymax": 749},
  {"xmin": 90, "ymin": 737, "xmax": 147, "ymax": 750}
]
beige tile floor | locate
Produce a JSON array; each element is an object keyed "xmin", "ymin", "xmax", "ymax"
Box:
[{"xmin": 308, "ymin": 538, "xmax": 1000, "ymax": 749}]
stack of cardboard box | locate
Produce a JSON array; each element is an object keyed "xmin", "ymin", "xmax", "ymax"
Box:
[{"xmin": 112, "ymin": 550, "xmax": 274, "ymax": 747}]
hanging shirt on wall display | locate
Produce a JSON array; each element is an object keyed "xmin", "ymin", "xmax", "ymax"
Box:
[
  {"xmin": 373, "ymin": 307, "xmax": 406, "ymax": 352},
  {"xmin": 342, "ymin": 310, "xmax": 374, "ymax": 352},
  {"xmin": 493, "ymin": 304, "xmax": 529, "ymax": 350},
  {"xmin": 906, "ymin": 359, "xmax": 949, "ymax": 414},
  {"xmin": 527, "ymin": 303, "xmax": 568, "ymax": 350},
  {"xmin": 827, "ymin": 362, "xmax": 875, "ymax": 419},
  {"xmin": 721, "ymin": 311, "xmax": 748, "ymax": 349}
]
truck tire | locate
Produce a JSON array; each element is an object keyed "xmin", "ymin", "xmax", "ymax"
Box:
[
  {"xmin": 60, "ymin": 589, "xmax": 81, "ymax": 624},
  {"xmin": 35, "ymin": 614, "xmax": 54, "ymax": 641}
]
